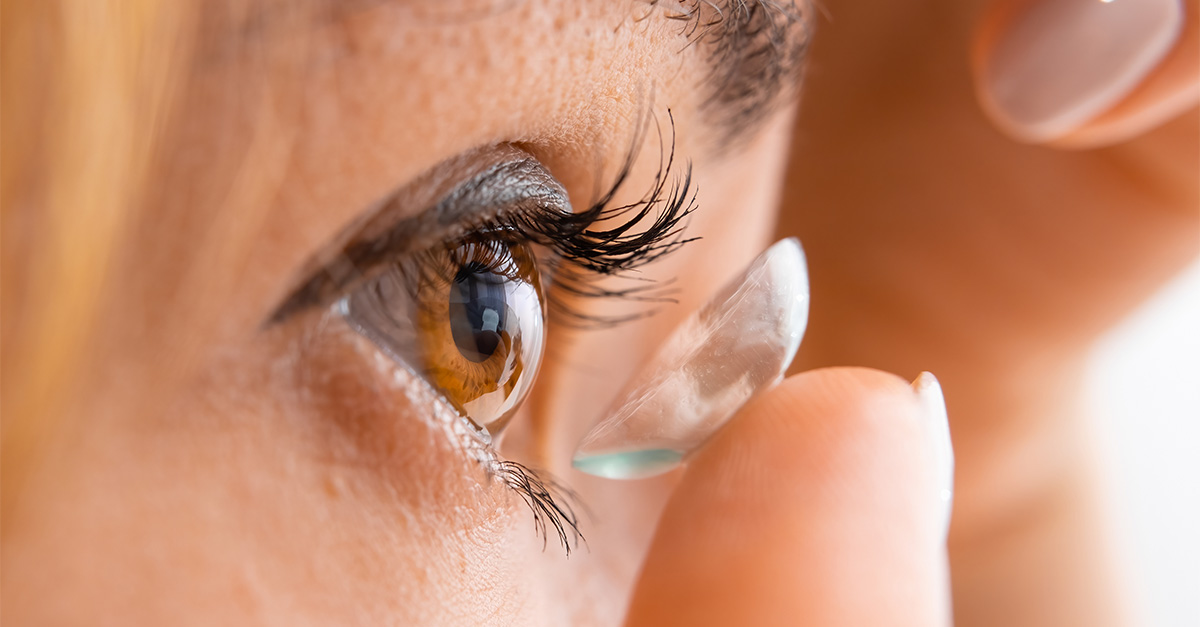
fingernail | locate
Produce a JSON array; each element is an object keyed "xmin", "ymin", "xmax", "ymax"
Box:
[
  {"xmin": 912, "ymin": 372, "xmax": 954, "ymax": 539},
  {"xmin": 979, "ymin": 0, "xmax": 1184, "ymax": 143},
  {"xmin": 572, "ymin": 238, "xmax": 810, "ymax": 480}
]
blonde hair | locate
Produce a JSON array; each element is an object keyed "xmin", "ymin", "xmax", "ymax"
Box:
[{"xmin": 1, "ymin": 0, "xmax": 196, "ymax": 521}]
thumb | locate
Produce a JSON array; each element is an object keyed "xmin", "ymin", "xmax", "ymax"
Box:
[
  {"xmin": 624, "ymin": 368, "xmax": 953, "ymax": 627},
  {"xmin": 972, "ymin": 0, "xmax": 1199, "ymax": 148}
]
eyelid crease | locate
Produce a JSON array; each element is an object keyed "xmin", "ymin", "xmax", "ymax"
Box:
[
  {"xmin": 267, "ymin": 145, "xmax": 570, "ymax": 325},
  {"xmin": 270, "ymin": 109, "xmax": 697, "ymax": 330}
]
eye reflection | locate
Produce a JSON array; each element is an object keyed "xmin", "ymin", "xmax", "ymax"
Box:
[
  {"xmin": 449, "ymin": 260, "xmax": 512, "ymax": 363},
  {"xmin": 343, "ymin": 232, "xmax": 546, "ymax": 437}
]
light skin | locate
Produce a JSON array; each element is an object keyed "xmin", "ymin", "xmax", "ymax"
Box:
[
  {"xmin": 2, "ymin": 1, "xmax": 1196, "ymax": 626},
  {"xmin": 4, "ymin": 2, "xmax": 807, "ymax": 624},
  {"xmin": 779, "ymin": 0, "xmax": 1198, "ymax": 624}
]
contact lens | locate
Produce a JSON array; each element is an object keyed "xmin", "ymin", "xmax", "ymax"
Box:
[{"xmin": 572, "ymin": 238, "xmax": 809, "ymax": 479}]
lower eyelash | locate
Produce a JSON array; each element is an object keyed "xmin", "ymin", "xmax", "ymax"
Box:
[
  {"xmin": 364, "ymin": 345, "xmax": 582, "ymax": 554},
  {"xmin": 495, "ymin": 461, "xmax": 586, "ymax": 556}
]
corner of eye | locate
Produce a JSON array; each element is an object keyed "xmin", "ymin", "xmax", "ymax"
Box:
[{"xmin": 261, "ymin": 285, "xmax": 328, "ymax": 330}]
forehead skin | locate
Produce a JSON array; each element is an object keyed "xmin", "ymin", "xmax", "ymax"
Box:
[
  {"xmin": 4, "ymin": 1, "xmax": 806, "ymax": 624},
  {"xmin": 175, "ymin": 0, "xmax": 805, "ymax": 335},
  {"xmin": 171, "ymin": 1, "xmax": 697, "ymax": 334}
]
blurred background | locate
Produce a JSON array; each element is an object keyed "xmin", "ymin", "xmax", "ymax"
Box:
[{"xmin": 1088, "ymin": 258, "xmax": 1200, "ymax": 627}]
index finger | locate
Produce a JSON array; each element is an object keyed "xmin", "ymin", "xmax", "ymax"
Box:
[{"xmin": 625, "ymin": 367, "xmax": 953, "ymax": 627}]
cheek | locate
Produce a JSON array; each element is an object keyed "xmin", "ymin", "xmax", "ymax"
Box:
[
  {"xmin": 243, "ymin": 314, "xmax": 551, "ymax": 622},
  {"xmin": 5, "ymin": 314, "xmax": 549, "ymax": 625}
]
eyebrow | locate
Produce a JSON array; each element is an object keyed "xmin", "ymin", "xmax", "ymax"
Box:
[{"xmin": 666, "ymin": 0, "xmax": 813, "ymax": 148}]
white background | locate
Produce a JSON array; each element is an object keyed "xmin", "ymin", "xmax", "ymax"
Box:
[{"xmin": 1087, "ymin": 258, "xmax": 1200, "ymax": 626}]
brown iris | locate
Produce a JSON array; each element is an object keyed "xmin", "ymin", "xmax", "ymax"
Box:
[{"xmin": 406, "ymin": 234, "xmax": 545, "ymax": 435}]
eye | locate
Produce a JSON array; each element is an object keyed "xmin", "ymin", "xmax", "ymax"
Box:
[
  {"xmin": 270, "ymin": 138, "xmax": 694, "ymax": 553},
  {"xmin": 274, "ymin": 139, "xmax": 694, "ymax": 455},
  {"xmin": 342, "ymin": 230, "xmax": 546, "ymax": 438}
]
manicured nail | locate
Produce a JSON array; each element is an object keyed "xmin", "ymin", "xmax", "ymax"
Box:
[
  {"xmin": 979, "ymin": 0, "xmax": 1184, "ymax": 143},
  {"xmin": 912, "ymin": 372, "xmax": 954, "ymax": 539},
  {"xmin": 572, "ymin": 238, "xmax": 810, "ymax": 480}
]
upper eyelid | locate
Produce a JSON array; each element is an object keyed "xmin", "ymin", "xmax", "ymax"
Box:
[{"xmin": 267, "ymin": 145, "xmax": 570, "ymax": 325}]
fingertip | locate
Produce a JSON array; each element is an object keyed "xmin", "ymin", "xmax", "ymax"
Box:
[
  {"xmin": 972, "ymin": 0, "xmax": 1197, "ymax": 148},
  {"xmin": 625, "ymin": 368, "xmax": 951, "ymax": 627},
  {"xmin": 709, "ymin": 368, "xmax": 921, "ymax": 490}
]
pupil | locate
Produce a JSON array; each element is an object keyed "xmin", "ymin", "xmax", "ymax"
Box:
[{"xmin": 449, "ymin": 264, "xmax": 508, "ymax": 363}]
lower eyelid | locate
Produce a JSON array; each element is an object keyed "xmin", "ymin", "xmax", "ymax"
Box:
[
  {"xmin": 293, "ymin": 313, "xmax": 491, "ymax": 469},
  {"xmin": 289, "ymin": 311, "xmax": 583, "ymax": 552}
]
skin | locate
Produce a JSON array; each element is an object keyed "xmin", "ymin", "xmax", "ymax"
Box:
[
  {"xmin": 778, "ymin": 0, "xmax": 1198, "ymax": 625},
  {"xmin": 2, "ymin": 0, "xmax": 1196, "ymax": 625},
  {"xmin": 3, "ymin": 1, "xmax": 802, "ymax": 624}
]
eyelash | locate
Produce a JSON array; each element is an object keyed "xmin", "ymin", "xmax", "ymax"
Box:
[
  {"xmin": 467, "ymin": 114, "xmax": 697, "ymax": 328},
  {"xmin": 447, "ymin": 115, "xmax": 694, "ymax": 553},
  {"xmin": 497, "ymin": 461, "xmax": 587, "ymax": 556},
  {"xmin": 323, "ymin": 113, "xmax": 694, "ymax": 555}
]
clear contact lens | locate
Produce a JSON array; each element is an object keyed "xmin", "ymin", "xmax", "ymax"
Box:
[{"xmin": 572, "ymin": 238, "xmax": 809, "ymax": 479}]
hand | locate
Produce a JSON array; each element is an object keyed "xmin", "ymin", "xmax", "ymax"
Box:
[
  {"xmin": 776, "ymin": 0, "xmax": 1197, "ymax": 625},
  {"xmin": 626, "ymin": 369, "xmax": 954, "ymax": 627}
]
